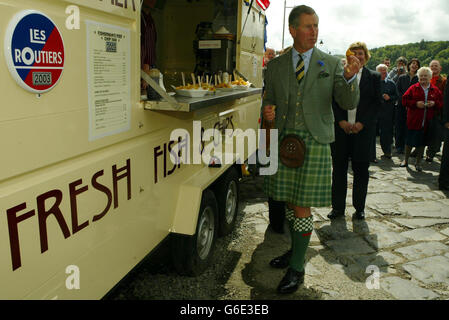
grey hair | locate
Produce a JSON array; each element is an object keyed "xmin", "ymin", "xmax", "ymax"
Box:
[
  {"xmin": 288, "ymin": 5, "xmax": 317, "ymax": 28},
  {"xmin": 376, "ymin": 64, "xmax": 388, "ymax": 72},
  {"xmin": 417, "ymin": 67, "xmax": 432, "ymax": 78}
]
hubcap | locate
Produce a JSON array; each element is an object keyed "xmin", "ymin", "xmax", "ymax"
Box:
[
  {"xmin": 225, "ymin": 181, "xmax": 237, "ymax": 224},
  {"xmin": 197, "ymin": 206, "xmax": 215, "ymax": 260}
]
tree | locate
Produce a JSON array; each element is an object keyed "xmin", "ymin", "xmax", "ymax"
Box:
[{"xmin": 367, "ymin": 41, "xmax": 449, "ymax": 75}]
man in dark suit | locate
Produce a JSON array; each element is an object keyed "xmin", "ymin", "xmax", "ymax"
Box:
[
  {"xmin": 439, "ymin": 81, "xmax": 449, "ymax": 191},
  {"xmin": 377, "ymin": 63, "xmax": 398, "ymax": 159},
  {"xmin": 328, "ymin": 42, "xmax": 382, "ymax": 220}
]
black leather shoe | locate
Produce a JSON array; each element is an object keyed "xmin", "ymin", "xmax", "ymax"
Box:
[
  {"xmin": 269, "ymin": 250, "xmax": 292, "ymax": 269},
  {"xmin": 353, "ymin": 211, "xmax": 365, "ymax": 220},
  {"xmin": 327, "ymin": 209, "xmax": 344, "ymax": 220},
  {"xmin": 277, "ymin": 268, "xmax": 304, "ymax": 294}
]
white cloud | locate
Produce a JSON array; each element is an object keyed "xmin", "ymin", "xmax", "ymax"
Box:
[{"xmin": 265, "ymin": 0, "xmax": 449, "ymax": 55}]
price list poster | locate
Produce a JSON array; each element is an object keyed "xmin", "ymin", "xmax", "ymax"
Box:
[{"xmin": 86, "ymin": 20, "xmax": 131, "ymax": 141}]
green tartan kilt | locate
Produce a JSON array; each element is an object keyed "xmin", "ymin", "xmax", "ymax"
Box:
[{"xmin": 264, "ymin": 128, "xmax": 332, "ymax": 208}]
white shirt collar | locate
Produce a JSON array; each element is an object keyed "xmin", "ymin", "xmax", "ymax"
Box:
[{"xmin": 293, "ymin": 47, "xmax": 313, "ymax": 61}]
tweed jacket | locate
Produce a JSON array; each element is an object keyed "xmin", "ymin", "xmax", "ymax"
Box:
[{"xmin": 262, "ymin": 47, "xmax": 360, "ymax": 144}]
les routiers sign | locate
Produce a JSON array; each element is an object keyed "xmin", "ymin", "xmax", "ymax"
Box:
[{"xmin": 4, "ymin": 10, "xmax": 65, "ymax": 94}]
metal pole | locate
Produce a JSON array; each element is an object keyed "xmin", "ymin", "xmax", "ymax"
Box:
[{"xmin": 282, "ymin": 0, "xmax": 286, "ymax": 49}]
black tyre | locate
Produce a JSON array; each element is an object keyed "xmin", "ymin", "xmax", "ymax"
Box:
[
  {"xmin": 214, "ymin": 167, "xmax": 240, "ymax": 236},
  {"xmin": 171, "ymin": 189, "xmax": 218, "ymax": 276}
]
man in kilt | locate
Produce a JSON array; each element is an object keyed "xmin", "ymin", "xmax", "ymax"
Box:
[{"xmin": 262, "ymin": 5, "xmax": 360, "ymax": 294}]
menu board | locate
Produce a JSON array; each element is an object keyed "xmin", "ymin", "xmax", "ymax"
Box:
[{"xmin": 86, "ymin": 20, "xmax": 131, "ymax": 141}]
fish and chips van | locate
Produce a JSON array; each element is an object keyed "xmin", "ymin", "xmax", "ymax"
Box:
[{"xmin": 0, "ymin": 0, "xmax": 267, "ymax": 299}]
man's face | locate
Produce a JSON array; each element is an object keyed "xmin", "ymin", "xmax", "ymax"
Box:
[
  {"xmin": 352, "ymin": 48, "xmax": 366, "ymax": 66},
  {"xmin": 265, "ymin": 49, "xmax": 275, "ymax": 61},
  {"xmin": 384, "ymin": 60, "xmax": 390, "ymax": 68},
  {"xmin": 397, "ymin": 61, "xmax": 406, "ymax": 74},
  {"xmin": 289, "ymin": 14, "xmax": 319, "ymax": 52},
  {"xmin": 430, "ymin": 60, "xmax": 441, "ymax": 76},
  {"xmin": 379, "ymin": 67, "xmax": 388, "ymax": 80}
]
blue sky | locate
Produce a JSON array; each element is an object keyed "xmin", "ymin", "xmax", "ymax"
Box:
[{"xmin": 265, "ymin": 0, "xmax": 449, "ymax": 54}]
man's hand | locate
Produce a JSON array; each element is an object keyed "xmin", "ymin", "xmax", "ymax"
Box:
[
  {"xmin": 339, "ymin": 120, "xmax": 353, "ymax": 135},
  {"xmin": 427, "ymin": 100, "xmax": 435, "ymax": 108},
  {"xmin": 263, "ymin": 105, "xmax": 276, "ymax": 122},
  {"xmin": 344, "ymin": 55, "xmax": 362, "ymax": 80},
  {"xmin": 417, "ymin": 101, "xmax": 425, "ymax": 108},
  {"xmin": 383, "ymin": 94, "xmax": 390, "ymax": 101},
  {"xmin": 352, "ymin": 122, "xmax": 364, "ymax": 134},
  {"xmin": 445, "ymin": 122, "xmax": 449, "ymax": 129}
]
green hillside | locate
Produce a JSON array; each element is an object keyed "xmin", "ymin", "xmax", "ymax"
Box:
[{"xmin": 366, "ymin": 40, "xmax": 449, "ymax": 76}]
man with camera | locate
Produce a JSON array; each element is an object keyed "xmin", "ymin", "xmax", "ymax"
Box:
[{"xmin": 388, "ymin": 57, "xmax": 408, "ymax": 84}]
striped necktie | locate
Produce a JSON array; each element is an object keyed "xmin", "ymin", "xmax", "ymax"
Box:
[{"xmin": 296, "ymin": 54, "xmax": 305, "ymax": 85}]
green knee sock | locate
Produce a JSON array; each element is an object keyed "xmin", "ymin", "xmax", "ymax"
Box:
[{"xmin": 289, "ymin": 216, "xmax": 313, "ymax": 273}]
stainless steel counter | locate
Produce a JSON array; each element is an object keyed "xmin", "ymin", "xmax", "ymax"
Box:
[{"xmin": 143, "ymin": 87, "xmax": 262, "ymax": 112}]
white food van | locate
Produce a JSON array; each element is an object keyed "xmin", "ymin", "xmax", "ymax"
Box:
[{"xmin": 0, "ymin": 0, "xmax": 266, "ymax": 299}]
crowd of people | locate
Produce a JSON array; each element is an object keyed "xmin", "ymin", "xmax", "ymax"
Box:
[{"xmin": 260, "ymin": 4, "xmax": 449, "ymax": 295}]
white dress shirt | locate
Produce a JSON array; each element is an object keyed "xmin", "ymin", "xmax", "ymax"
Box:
[
  {"xmin": 291, "ymin": 47, "xmax": 357, "ymax": 85},
  {"xmin": 348, "ymin": 68, "xmax": 363, "ymax": 124},
  {"xmin": 292, "ymin": 47, "xmax": 314, "ymax": 73}
]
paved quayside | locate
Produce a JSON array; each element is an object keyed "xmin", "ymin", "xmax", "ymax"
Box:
[{"xmin": 236, "ymin": 142, "xmax": 449, "ymax": 300}]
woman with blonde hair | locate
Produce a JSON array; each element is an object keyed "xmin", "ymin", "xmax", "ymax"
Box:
[{"xmin": 329, "ymin": 41, "xmax": 382, "ymax": 220}]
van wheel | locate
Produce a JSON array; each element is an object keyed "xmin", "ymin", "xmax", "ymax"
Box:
[
  {"xmin": 215, "ymin": 167, "xmax": 240, "ymax": 236},
  {"xmin": 171, "ymin": 189, "xmax": 218, "ymax": 276}
]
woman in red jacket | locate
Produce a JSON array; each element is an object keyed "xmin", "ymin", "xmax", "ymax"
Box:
[{"xmin": 401, "ymin": 67, "xmax": 443, "ymax": 171}]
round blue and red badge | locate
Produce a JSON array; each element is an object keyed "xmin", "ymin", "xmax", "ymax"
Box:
[{"xmin": 4, "ymin": 10, "xmax": 65, "ymax": 94}]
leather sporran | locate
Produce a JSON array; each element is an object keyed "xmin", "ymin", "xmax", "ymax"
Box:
[{"xmin": 279, "ymin": 134, "xmax": 306, "ymax": 168}]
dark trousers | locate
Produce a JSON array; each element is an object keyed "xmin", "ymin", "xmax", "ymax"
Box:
[
  {"xmin": 439, "ymin": 128, "xmax": 449, "ymax": 187},
  {"xmin": 370, "ymin": 120, "xmax": 379, "ymax": 160},
  {"xmin": 268, "ymin": 197, "xmax": 285, "ymax": 231},
  {"xmin": 427, "ymin": 118, "xmax": 445, "ymax": 158},
  {"xmin": 379, "ymin": 105, "xmax": 395, "ymax": 155},
  {"xmin": 395, "ymin": 105, "xmax": 407, "ymax": 152},
  {"xmin": 332, "ymin": 158, "xmax": 370, "ymax": 213}
]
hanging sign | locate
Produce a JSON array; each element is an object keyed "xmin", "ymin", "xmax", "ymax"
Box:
[{"xmin": 4, "ymin": 10, "xmax": 65, "ymax": 93}]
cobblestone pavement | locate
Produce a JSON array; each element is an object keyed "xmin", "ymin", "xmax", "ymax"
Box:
[
  {"xmin": 107, "ymin": 141, "xmax": 449, "ymax": 301},
  {"xmin": 237, "ymin": 141, "xmax": 449, "ymax": 300}
]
